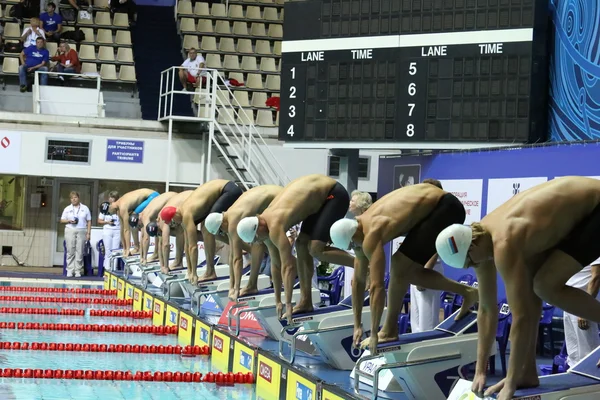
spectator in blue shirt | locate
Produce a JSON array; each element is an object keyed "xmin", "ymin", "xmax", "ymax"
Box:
[
  {"xmin": 19, "ymin": 37, "xmax": 49, "ymax": 92},
  {"xmin": 40, "ymin": 3, "xmax": 63, "ymax": 42}
]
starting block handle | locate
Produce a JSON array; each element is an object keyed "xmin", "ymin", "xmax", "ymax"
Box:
[
  {"xmin": 162, "ymin": 277, "xmax": 189, "ymax": 300},
  {"xmin": 227, "ymin": 303, "xmax": 248, "ymax": 336}
]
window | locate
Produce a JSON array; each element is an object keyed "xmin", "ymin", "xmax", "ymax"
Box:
[
  {"xmin": 0, "ymin": 175, "xmax": 25, "ymax": 231},
  {"xmin": 327, "ymin": 155, "xmax": 370, "ymax": 179}
]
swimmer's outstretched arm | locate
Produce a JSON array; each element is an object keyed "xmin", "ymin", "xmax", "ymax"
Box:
[
  {"xmin": 229, "ymin": 233, "xmax": 246, "ymax": 294},
  {"xmin": 352, "ymin": 248, "xmax": 369, "ymax": 345},
  {"xmin": 270, "ymin": 227, "xmax": 295, "ymax": 313},
  {"xmin": 365, "ymin": 240, "xmax": 386, "ymax": 349},
  {"xmin": 471, "ymin": 260, "xmax": 498, "ymax": 393},
  {"xmin": 265, "ymin": 240, "xmax": 283, "ymax": 307}
]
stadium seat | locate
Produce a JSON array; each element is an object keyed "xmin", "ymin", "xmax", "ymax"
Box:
[
  {"xmin": 233, "ymin": 90, "xmax": 250, "ymax": 107},
  {"xmin": 268, "ymin": 24, "xmax": 283, "ymax": 38},
  {"xmin": 246, "ymin": 73, "xmax": 263, "ymax": 90},
  {"xmin": 100, "ymin": 64, "xmax": 118, "ymax": 80},
  {"xmin": 241, "ymin": 56, "xmax": 258, "ymax": 71},
  {"xmin": 183, "ymin": 35, "xmax": 199, "ymax": 49},
  {"xmin": 224, "ymin": 55, "xmax": 240, "ymax": 70},
  {"xmin": 3, "ymin": 5, "xmax": 12, "ymax": 16},
  {"xmin": 246, "ymin": 6, "xmax": 261, "ymax": 20},
  {"xmin": 256, "ymin": 40, "xmax": 272, "ymax": 55},
  {"xmin": 251, "ymin": 23, "xmax": 266, "ymax": 37},
  {"xmin": 2, "ymin": 58, "xmax": 19, "ymax": 74},
  {"xmin": 116, "ymin": 30, "xmax": 132, "ymax": 46},
  {"xmin": 4, "ymin": 23, "xmax": 21, "ymax": 39},
  {"xmin": 81, "ymin": 62, "xmax": 99, "ymax": 74},
  {"xmin": 200, "ymin": 36, "xmax": 217, "ymax": 51},
  {"xmin": 217, "ymin": 107, "xmax": 236, "ymax": 125},
  {"xmin": 228, "ymin": 5, "xmax": 244, "ymax": 18},
  {"xmin": 0, "ymin": 6, "xmax": 3, "ymax": 18},
  {"xmin": 219, "ymin": 38, "xmax": 236, "ymax": 53},
  {"xmin": 237, "ymin": 39, "xmax": 253, "ymax": 54},
  {"xmin": 46, "ymin": 42, "xmax": 58, "ymax": 56},
  {"xmin": 113, "ymin": 13, "xmax": 129, "ymax": 27},
  {"xmin": 233, "ymin": 21, "xmax": 249, "ymax": 36},
  {"xmin": 77, "ymin": 11, "xmax": 94, "ymax": 25},
  {"xmin": 211, "ymin": 3, "xmax": 226, "ymax": 17},
  {"xmin": 94, "ymin": 0, "xmax": 109, "ymax": 8},
  {"xmin": 95, "ymin": 12, "xmax": 112, "ymax": 26},
  {"xmin": 118, "ymin": 65, "xmax": 136, "ymax": 82},
  {"xmin": 3, "ymin": 40, "xmax": 21, "ymax": 54},
  {"xmin": 256, "ymin": 110, "xmax": 274, "ymax": 126},
  {"xmin": 196, "ymin": 19, "xmax": 213, "ymax": 33},
  {"xmin": 97, "ymin": 29, "xmax": 114, "ymax": 44},
  {"xmin": 260, "ymin": 57, "xmax": 277, "ymax": 72},
  {"xmin": 275, "ymin": 111, "xmax": 279, "ymax": 125},
  {"xmin": 228, "ymin": 72, "xmax": 245, "ymax": 84},
  {"xmin": 265, "ymin": 74, "xmax": 280, "ymax": 91},
  {"xmin": 273, "ymin": 41, "xmax": 281, "ymax": 55},
  {"xmin": 98, "ymin": 46, "xmax": 115, "ymax": 62},
  {"xmin": 260, "ymin": 0, "xmax": 275, "ymax": 4},
  {"xmin": 177, "ymin": 0, "xmax": 193, "ymax": 15},
  {"xmin": 117, "ymin": 47, "xmax": 134, "ymax": 63},
  {"xmin": 280, "ymin": 8, "xmax": 284, "ymax": 20},
  {"xmin": 79, "ymin": 44, "xmax": 97, "ymax": 61},
  {"xmin": 263, "ymin": 7, "xmax": 278, "ymax": 21},
  {"xmin": 194, "ymin": 2, "xmax": 209, "ymax": 16},
  {"xmin": 236, "ymin": 108, "xmax": 254, "ymax": 125},
  {"xmin": 81, "ymin": 28, "xmax": 95, "ymax": 43},
  {"xmin": 206, "ymin": 54, "xmax": 222, "ymax": 69},
  {"xmin": 251, "ymin": 92, "xmax": 268, "ymax": 108},
  {"xmin": 215, "ymin": 20, "xmax": 231, "ymax": 34},
  {"xmin": 180, "ymin": 18, "xmax": 196, "ymax": 32},
  {"xmin": 216, "ymin": 90, "xmax": 230, "ymax": 104}
]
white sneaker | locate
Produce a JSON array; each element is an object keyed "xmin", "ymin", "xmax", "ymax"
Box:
[
  {"xmin": 66, "ymin": 271, "xmax": 74, "ymax": 277},
  {"xmin": 75, "ymin": 272, "xmax": 82, "ymax": 278}
]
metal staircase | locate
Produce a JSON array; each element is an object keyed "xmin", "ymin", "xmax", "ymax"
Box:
[{"xmin": 158, "ymin": 66, "xmax": 289, "ymax": 190}]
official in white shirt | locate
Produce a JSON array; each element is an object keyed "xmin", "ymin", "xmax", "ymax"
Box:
[
  {"xmin": 409, "ymin": 254, "xmax": 443, "ymax": 332},
  {"xmin": 563, "ymin": 257, "xmax": 600, "ymax": 367},
  {"xmin": 97, "ymin": 191, "xmax": 121, "ymax": 271},
  {"xmin": 60, "ymin": 191, "xmax": 92, "ymax": 277},
  {"xmin": 178, "ymin": 48, "xmax": 205, "ymax": 91}
]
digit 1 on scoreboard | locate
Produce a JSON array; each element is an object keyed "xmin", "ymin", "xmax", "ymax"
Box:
[
  {"xmin": 287, "ymin": 67, "xmax": 296, "ymax": 137},
  {"xmin": 406, "ymin": 61, "xmax": 417, "ymax": 138}
]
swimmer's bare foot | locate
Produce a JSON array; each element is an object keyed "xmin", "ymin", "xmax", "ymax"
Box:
[
  {"xmin": 239, "ymin": 287, "xmax": 258, "ymax": 298},
  {"xmin": 457, "ymin": 287, "xmax": 478, "ymax": 320},
  {"xmin": 189, "ymin": 273, "xmax": 199, "ymax": 286},
  {"xmin": 147, "ymin": 254, "xmax": 159, "ymax": 263},
  {"xmin": 160, "ymin": 265, "xmax": 170, "ymax": 274},
  {"xmin": 377, "ymin": 329, "xmax": 399, "ymax": 344},
  {"xmin": 292, "ymin": 300, "xmax": 314, "ymax": 315},
  {"xmin": 228, "ymin": 288, "xmax": 240, "ymax": 302},
  {"xmin": 169, "ymin": 262, "xmax": 183, "ymax": 270},
  {"xmin": 130, "ymin": 248, "xmax": 140, "ymax": 256},
  {"xmin": 197, "ymin": 272, "xmax": 218, "ymax": 283}
]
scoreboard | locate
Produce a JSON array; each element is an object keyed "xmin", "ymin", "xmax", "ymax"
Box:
[{"xmin": 278, "ymin": 0, "xmax": 549, "ymax": 144}]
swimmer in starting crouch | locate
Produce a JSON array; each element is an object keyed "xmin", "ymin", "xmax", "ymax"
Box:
[
  {"xmin": 131, "ymin": 192, "xmax": 177, "ymax": 266},
  {"xmin": 330, "ymin": 179, "xmax": 478, "ymax": 353},
  {"xmin": 162, "ymin": 180, "xmax": 242, "ymax": 285},
  {"xmin": 435, "ymin": 176, "xmax": 600, "ymax": 400},
  {"xmin": 109, "ymin": 189, "xmax": 157, "ymax": 257},
  {"xmin": 204, "ymin": 184, "xmax": 283, "ymax": 302},
  {"xmin": 237, "ymin": 174, "xmax": 354, "ymax": 323},
  {"xmin": 157, "ymin": 191, "xmax": 193, "ymax": 274}
]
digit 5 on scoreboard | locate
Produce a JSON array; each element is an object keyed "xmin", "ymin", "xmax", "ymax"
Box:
[
  {"xmin": 397, "ymin": 59, "xmax": 426, "ymax": 141},
  {"xmin": 279, "ymin": 63, "xmax": 306, "ymax": 141}
]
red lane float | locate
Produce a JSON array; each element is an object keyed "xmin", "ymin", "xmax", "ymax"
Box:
[
  {"xmin": 0, "ymin": 287, "xmax": 115, "ymax": 295},
  {"xmin": 0, "ymin": 296, "xmax": 131, "ymax": 306},
  {"xmin": 0, "ymin": 368, "xmax": 254, "ymax": 384},
  {"xmin": 89, "ymin": 310, "xmax": 152, "ymax": 319},
  {"xmin": 0, "ymin": 341, "xmax": 209, "ymax": 355},
  {"xmin": 0, "ymin": 322, "xmax": 177, "ymax": 334},
  {"xmin": 0, "ymin": 308, "xmax": 85, "ymax": 316}
]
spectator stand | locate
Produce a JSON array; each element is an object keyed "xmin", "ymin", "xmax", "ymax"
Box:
[
  {"xmin": 174, "ymin": 0, "xmax": 283, "ymax": 128},
  {"xmin": 1, "ymin": 0, "xmax": 136, "ymax": 97}
]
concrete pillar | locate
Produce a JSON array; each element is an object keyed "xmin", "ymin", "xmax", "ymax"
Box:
[{"xmin": 331, "ymin": 149, "xmax": 359, "ymax": 198}]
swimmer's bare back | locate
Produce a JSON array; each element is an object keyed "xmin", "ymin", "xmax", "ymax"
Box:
[
  {"xmin": 359, "ymin": 183, "xmax": 447, "ymax": 243},
  {"xmin": 261, "ymin": 174, "xmax": 338, "ymax": 229},
  {"xmin": 111, "ymin": 188, "xmax": 155, "ymax": 214},
  {"xmin": 179, "ymin": 179, "xmax": 229, "ymax": 224},
  {"xmin": 482, "ymin": 176, "xmax": 600, "ymax": 259},
  {"xmin": 140, "ymin": 192, "xmax": 177, "ymax": 225}
]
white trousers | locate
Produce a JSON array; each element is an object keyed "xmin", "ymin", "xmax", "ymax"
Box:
[
  {"xmin": 103, "ymin": 229, "xmax": 121, "ymax": 270},
  {"xmin": 65, "ymin": 228, "xmax": 86, "ymax": 274},
  {"xmin": 564, "ymin": 311, "xmax": 600, "ymax": 367},
  {"xmin": 410, "ymin": 284, "xmax": 441, "ymax": 333}
]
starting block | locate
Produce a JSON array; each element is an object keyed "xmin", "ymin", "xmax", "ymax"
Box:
[
  {"xmin": 352, "ymin": 310, "xmax": 486, "ymax": 400},
  {"xmin": 448, "ymin": 345, "xmax": 600, "ymax": 400}
]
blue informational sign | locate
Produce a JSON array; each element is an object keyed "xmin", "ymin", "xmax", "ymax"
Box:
[
  {"xmin": 239, "ymin": 350, "xmax": 252, "ymax": 370},
  {"xmin": 200, "ymin": 327, "xmax": 209, "ymax": 343},
  {"xmin": 106, "ymin": 139, "xmax": 144, "ymax": 163},
  {"xmin": 296, "ymin": 382, "xmax": 313, "ymax": 400}
]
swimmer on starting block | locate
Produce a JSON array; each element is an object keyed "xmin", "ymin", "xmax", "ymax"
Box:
[
  {"xmin": 157, "ymin": 191, "xmax": 193, "ymax": 274},
  {"xmin": 109, "ymin": 189, "xmax": 158, "ymax": 257},
  {"xmin": 204, "ymin": 184, "xmax": 283, "ymax": 302},
  {"xmin": 162, "ymin": 180, "xmax": 243, "ymax": 285},
  {"xmin": 329, "ymin": 179, "xmax": 478, "ymax": 353},
  {"xmin": 130, "ymin": 192, "xmax": 177, "ymax": 266},
  {"xmin": 435, "ymin": 176, "xmax": 600, "ymax": 400},
  {"xmin": 237, "ymin": 174, "xmax": 354, "ymax": 322}
]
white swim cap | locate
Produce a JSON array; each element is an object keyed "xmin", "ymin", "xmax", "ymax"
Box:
[
  {"xmin": 435, "ymin": 224, "xmax": 473, "ymax": 269},
  {"xmin": 237, "ymin": 216, "xmax": 259, "ymax": 243},
  {"xmin": 204, "ymin": 212, "xmax": 223, "ymax": 235},
  {"xmin": 330, "ymin": 218, "xmax": 359, "ymax": 250}
]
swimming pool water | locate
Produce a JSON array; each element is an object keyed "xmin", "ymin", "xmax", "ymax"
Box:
[{"xmin": 0, "ymin": 283, "xmax": 257, "ymax": 400}]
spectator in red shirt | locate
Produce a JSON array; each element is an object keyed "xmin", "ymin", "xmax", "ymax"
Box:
[{"xmin": 52, "ymin": 42, "xmax": 80, "ymax": 80}]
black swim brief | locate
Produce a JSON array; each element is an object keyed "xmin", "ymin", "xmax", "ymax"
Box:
[
  {"xmin": 300, "ymin": 182, "xmax": 350, "ymax": 243},
  {"xmin": 556, "ymin": 202, "xmax": 600, "ymax": 267},
  {"xmin": 399, "ymin": 193, "xmax": 466, "ymax": 266},
  {"xmin": 194, "ymin": 181, "xmax": 243, "ymax": 226}
]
